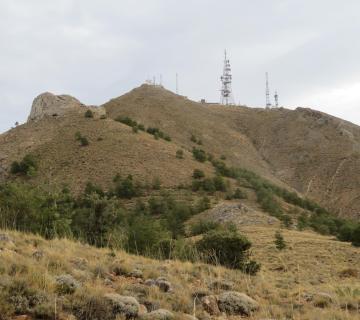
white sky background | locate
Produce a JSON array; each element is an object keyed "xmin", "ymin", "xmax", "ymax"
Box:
[{"xmin": 1, "ymin": 0, "xmax": 360, "ymax": 133}]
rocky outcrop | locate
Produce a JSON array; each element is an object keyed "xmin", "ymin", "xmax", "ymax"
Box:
[{"xmin": 28, "ymin": 92, "xmax": 105, "ymax": 122}]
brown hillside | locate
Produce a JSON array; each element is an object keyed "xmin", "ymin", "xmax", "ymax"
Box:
[
  {"xmin": 103, "ymin": 85, "xmax": 360, "ymax": 219},
  {"xmin": 0, "ymin": 110, "xmax": 213, "ymax": 193}
]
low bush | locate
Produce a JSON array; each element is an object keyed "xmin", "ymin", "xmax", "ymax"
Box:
[
  {"xmin": 10, "ymin": 154, "xmax": 38, "ymax": 177},
  {"xmin": 192, "ymin": 147, "xmax": 207, "ymax": 162},
  {"xmin": 196, "ymin": 229, "xmax": 260, "ymax": 274},
  {"xmin": 75, "ymin": 132, "xmax": 89, "ymax": 146},
  {"xmin": 193, "ymin": 169, "xmax": 205, "ymax": 179},
  {"xmin": 189, "ymin": 220, "xmax": 221, "ymax": 236}
]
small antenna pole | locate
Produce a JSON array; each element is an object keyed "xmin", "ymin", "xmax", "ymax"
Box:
[{"xmin": 274, "ymin": 91, "xmax": 279, "ymax": 107}]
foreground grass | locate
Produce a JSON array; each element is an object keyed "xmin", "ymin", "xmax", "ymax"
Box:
[{"xmin": 0, "ymin": 227, "xmax": 358, "ymax": 320}]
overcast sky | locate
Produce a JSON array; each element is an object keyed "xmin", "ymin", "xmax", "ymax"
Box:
[{"xmin": 1, "ymin": 0, "xmax": 360, "ymax": 133}]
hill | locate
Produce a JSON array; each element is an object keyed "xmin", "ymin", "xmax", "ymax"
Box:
[
  {"xmin": 103, "ymin": 84, "xmax": 360, "ymax": 219},
  {"xmin": 0, "ymin": 95, "xmax": 213, "ymax": 194},
  {"xmin": 0, "ymin": 85, "xmax": 359, "ymax": 320}
]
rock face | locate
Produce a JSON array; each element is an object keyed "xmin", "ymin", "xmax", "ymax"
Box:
[{"xmin": 28, "ymin": 92, "xmax": 105, "ymax": 122}]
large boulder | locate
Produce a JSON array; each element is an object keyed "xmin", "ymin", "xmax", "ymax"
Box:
[{"xmin": 217, "ymin": 291, "xmax": 259, "ymax": 316}]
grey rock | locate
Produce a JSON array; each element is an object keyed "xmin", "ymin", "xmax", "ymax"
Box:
[
  {"xmin": 0, "ymin": 234, "xmax": 12, "ymax": 242},
  {"xmin": 144, "ymin": 279, "xmax": 157, "ymax": 287},
  {"xmin": 55, "ymin": 274, "xmax": 80, "ymax": 294},
  {"xmin": 32, "ymin": 250, "xmax": 44, "ymax": 260},
  {"xmin": 209, "ymin": 280, "xmax": 234, "ymax": 291},
  {"xmin": 217, "ymin": 291, "xmax": 259, "ymax": 316},
  {"xmin": 156, "ymin": 277, "xmax": 172, "ymax": 292},
  {"xmin": 201, "ymin": 295, "xmax": 220, "ymax": 316},
  {"xmin": 139, "ymin": 308, "xmax": 174, "ymax": 320},
  {"xmin": 130, "ymin": 268, "xmax": 143, "ymax": 278},
  {"xmin": 104, "ymin": 293, "xmax": 140, "ymax": 318}
]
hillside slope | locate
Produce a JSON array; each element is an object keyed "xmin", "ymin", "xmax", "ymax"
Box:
[
  {"xmin": 103, "ymin": 85, "xmax": 360, "ymax": 219},
  {"xmin": 0, "ymin": 226, "xmax": 358, "ymax": 320},
  {"xmin": 0, "ymin": 110, "xmax": 213, "ymax": 193}
]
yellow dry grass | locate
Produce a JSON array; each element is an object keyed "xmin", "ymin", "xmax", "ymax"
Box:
[{"xmin": 0, "ymin": 227, "xmax": 358, "ymax": 320}]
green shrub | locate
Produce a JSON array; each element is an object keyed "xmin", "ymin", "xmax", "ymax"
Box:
[
  {"xmin": 190, "ymin": 220, "xmax": 221, "ymax": 236},
  {"xmin": 127, "ymin": 214, "xmax": 170, "ymax": 255},
  {"xmin": 176, "ymin": 149, "xmax": 184, "ymax": 159},
  {"xmin": 10, "ymin": 154, "xmax": 38, "ymax": 176},
  {"xmin": 202, "ymin": 178, "xmax": 216, "ymax": 193},
  {"xmin": 193, "ymin": 169, "xmax": 205, "ymax": 179},
  {"xmin": 195, "ymin": 196, "xmax": 211, "ymax": 212},
  {"xmin": 79, "ymin": 136, "xmax": 89, "ymax": 146},
  {"xmin": 213, "ymin": 175, "xmax": 226, "ymax": 191},
  {"xmin": 114, "ymin": 175, "xmax": 139, "ymax": 199},
  {"xmin": 115, "ymin": 116, "xmax": 137, "ymax": 127},
  {"xmin": 274, "ymin": 231, "xmax": 286, "ymax": 250},
  {"xmin": 229, "ymin": 188, "xmax": 247, "ymax": 200},
  {"xmin": 84, "ymin": 110, "xmax": 94, "ymax": 118},
  {"xmin": 196, "ymin": 230, "xmax": 260, "ymax": 274},
  {"xmin": 75, "ymin": 132, "xmax": 89, "ymax": 146},
  {"xmin": 192, "ymin": 147, "xmax": 207, "ymax": 162}
]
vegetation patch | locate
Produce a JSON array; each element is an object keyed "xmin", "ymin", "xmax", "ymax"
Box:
[{"xmin": 10, "ymin": 154, "xmax": 38, "ymax": 177}]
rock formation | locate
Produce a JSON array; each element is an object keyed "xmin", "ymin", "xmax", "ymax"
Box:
[{"xmin": 28, "ymin": 92, "xmax": 105, "ymax": 121}]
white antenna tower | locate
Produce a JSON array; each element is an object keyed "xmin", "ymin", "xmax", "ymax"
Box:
[
  {"xmin": 265, "ymin": 72, "xmax": 271, "ymax": 108},
  {"xmin": 274, "ymin": 91, "xmax": 279, "ymax": 107},
  {"xmin": 220, "ymin": 50, "xmax": 234, "ymax": 105}
]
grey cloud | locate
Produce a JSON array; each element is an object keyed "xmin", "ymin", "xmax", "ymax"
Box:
[{"xmin": 1, "ymin": 0, "xmax": 360, "ymax": 132}]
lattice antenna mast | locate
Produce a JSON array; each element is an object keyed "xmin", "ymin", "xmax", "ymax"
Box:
[
  {"xmin": 266, "ymin": 72, "xmax": 271, "ymax": 108},
  {"xmin": 274, "ymin": 91, "xmax": 279, "ymax": 107},
  {"xmin": 220, "ymin": 50, "xmax": 234, "ymax": 105}
]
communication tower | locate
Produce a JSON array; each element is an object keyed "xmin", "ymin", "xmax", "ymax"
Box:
[
  {"xmin": 220, "ymin": 50, "xmax": 235, "ymax": 105},
  {"xmin": 265, "ymin": 72, "xmax": 271, "ymax": 108},
  {"xmin": 274, "ymin": 91, "xmax": 279, "ymax": 107}
]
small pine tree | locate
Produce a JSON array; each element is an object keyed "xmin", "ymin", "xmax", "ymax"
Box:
[{"xmin": 274, "ymin": 231, "xmax": 286, "ymax": 250}]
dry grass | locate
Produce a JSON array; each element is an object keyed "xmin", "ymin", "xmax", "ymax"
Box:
[
  {"xmin": 0, "ymin": 227, "xmax": 358, "ymax": 320},
  {"xmin": 103, "ymin": 84, "xmax": 360, "ymax": 219},
  {"xmin": 0, "ymin": 111, "xmax": 214, "ymax": 194}
]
